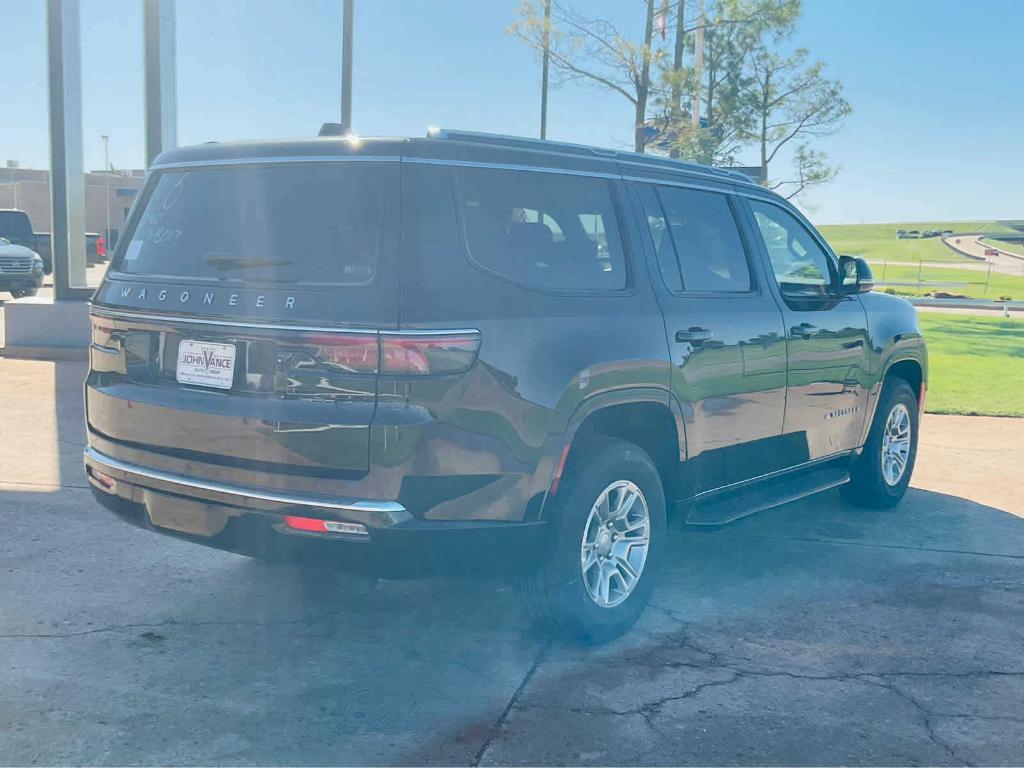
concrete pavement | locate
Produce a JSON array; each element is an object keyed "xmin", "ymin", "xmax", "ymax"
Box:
[
  {"xmin": 943, "ymin": 235, "xmax": 1024, "ymax": 277},
  {"xmin": 2, "ymin": 358, "xmax": 1024, "ymax": 765}
]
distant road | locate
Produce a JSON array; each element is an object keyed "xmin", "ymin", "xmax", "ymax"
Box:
[{"xmin": 943, "ymin": 234, "xmax": 1024, "ymax": 276}]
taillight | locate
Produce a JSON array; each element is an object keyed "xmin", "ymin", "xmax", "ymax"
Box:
[
  {"xmin": 292, "ymin": 331, "xmax": 481, "ymax": 377},
  {"xmin": 97, "ymin": 236, "xmax": 106, "ymax": 257},
  {"xmin": 379, "ymin": 332, "xmax": 481, "ymax": 375},
  {"xmin": 300, "ymin": 333, "xmax": 379, "ymax": 373}
]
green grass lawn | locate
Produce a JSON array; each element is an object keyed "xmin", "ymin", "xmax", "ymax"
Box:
[
  {"xmin": 868, "ymin": 263, "xmax": 1024, "ymax": 300},
  {"xmin": 917, "ymin": 313, "xmax": 1024, "ymax": 417},
  {"xmin": 816, "ymin": 220, "xmax": 1020, "ymax": 264}
]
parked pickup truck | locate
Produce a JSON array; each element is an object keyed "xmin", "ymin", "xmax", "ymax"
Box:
[
  {"xmin": 0, "ymin": 209, "xmax": 105, "ymax": 275},
  {"xmin": 32, "ymin": 232, "xmax": 106, "ymax": 274}
]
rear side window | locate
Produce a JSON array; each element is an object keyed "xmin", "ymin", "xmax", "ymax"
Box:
[
  {"xmin": 454, "ymin": 167, "xmax": 627, "ymax": 292},
  {"xmin": 644, "ymin": 185, "xmax": 752, "ymax": 293},
  {"xmin": 115, "ymin": 162, "xmax": 397, "ymax": 285}
]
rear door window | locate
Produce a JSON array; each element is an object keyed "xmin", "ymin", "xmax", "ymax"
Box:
[
  {"xmin": 648, "ymin": 185, "xmax": 753, "ymax": 293},
  {"xmin": 635, "ymin": 183, "xmax": 682, "ymax": 292},
  {"xmin": 115, "ymin": 162, "xmax": 398, "ymax": 285},
  {"xmin": 454, "ymin": 166, "xmax": 627, "ymax": 292}
]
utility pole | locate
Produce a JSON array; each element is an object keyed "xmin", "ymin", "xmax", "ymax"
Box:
[
  {"xmin": 540, "ymin": 0, "xmax": 551, "ymax": 139},
  {"xmin": 101, "ymin": 134, "xmax": 111, "ymax": 247},
  {"xmin": 341, "ymin": 0, "xmax": 354, "ymax": 134},
  {"xmin": 691, "ymin": 0, "xmax": 704, "ymax": 129},
  {"xmin": 670, "ymin": 0, "xmax": 687, "ymax": 158}
]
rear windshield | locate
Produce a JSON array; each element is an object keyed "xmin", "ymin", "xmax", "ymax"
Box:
[
  {"xmin": 115, "ymin": 162, "xmax": 397, "ymax": 285},
  {"xmin": 0, "ymin": 211, "xmax": 34, "ymax": 246}
]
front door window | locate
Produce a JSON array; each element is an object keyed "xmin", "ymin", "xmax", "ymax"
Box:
[{"xmin": 748, "ymin": 199, "xmax": 834, "ymax": 300}]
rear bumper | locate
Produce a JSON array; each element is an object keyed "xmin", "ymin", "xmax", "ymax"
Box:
[{"xmin": 84, "ymin": 446, "xmax": 545, "ymax": 577}]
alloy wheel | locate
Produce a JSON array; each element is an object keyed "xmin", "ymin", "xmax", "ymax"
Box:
[
  {"xmin": 881, "ymin": 403, "xmax": 912, "ymax": 486},
  {"xmin": 580, "ymin": 480, "xmax": 651, "ymax": 608}
]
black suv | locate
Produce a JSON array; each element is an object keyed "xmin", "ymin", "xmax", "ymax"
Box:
[{"xmin": 85, "ymin": 129, "xmax": 927, "ymax": 642}]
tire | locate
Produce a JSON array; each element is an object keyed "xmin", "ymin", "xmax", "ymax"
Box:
[
  {"xmin": 10, "ymin": 289, "xmax": 37, "ymax": 299},
  {"xmin": 842, "ymin": 378, "xmax": 919, "ymax": 508},
  {"xmin": 518, "ymin": 438, "xmax": 666, "ymax": 644}
]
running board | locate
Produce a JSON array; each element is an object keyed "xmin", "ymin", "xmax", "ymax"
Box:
[{"xmin": 683, "ymin": 465, "xmax": 850, "ymax": 526}]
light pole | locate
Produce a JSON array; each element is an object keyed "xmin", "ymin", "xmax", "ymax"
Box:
[
  {"xmin": 341, "ymin": 0, "xmax": 354, "ymax": 134},
  {"xmin": 540, "ymin": 0, "xmax": 551, "ymax": 139},
  {"xmin": 101, "ymin": 134, "xmax": 111, "ymax": 247}
]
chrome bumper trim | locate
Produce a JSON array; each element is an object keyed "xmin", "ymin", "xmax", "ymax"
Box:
[{"xmin": 83, "ymin": 445, "xmax": 409, "ymax": 525}]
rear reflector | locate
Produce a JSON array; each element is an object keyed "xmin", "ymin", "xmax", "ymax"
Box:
[
  {"xmin": 89, "ymin": 467, "xmax": 116, "ymax": 492},
  {"xmin": 283, "ymin": 515, "xmax": 369, "ymax": 537},
  {"xmin": 549, "ymin": 443, "xmax": 572, "ymax": 495}
]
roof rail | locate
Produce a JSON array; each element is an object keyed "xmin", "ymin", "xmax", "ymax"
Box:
[
  {"xmin": 426, "ymin": 127, "xmax": 753, "ymax": 184},
  {"xmin": 427, "ymin": 127, "xmax": 618, "ymax": 158}
]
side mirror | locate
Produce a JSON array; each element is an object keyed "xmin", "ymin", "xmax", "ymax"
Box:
[{"xmin": 838, "ymin": 255, "xmax": 874, "ymax": 294}]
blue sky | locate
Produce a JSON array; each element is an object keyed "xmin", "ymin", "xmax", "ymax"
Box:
[{"xmin": 1, "ymin": 0, "xmax": 1021, "ymax": 224}]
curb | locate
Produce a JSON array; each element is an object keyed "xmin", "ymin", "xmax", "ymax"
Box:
[
  {"xmin": 941, "ymin": 236, "xmax": 986, "ymax": 261},
  {"xmin": 0, "ymin": 345, "xmax": 89, "ymax": 362}
]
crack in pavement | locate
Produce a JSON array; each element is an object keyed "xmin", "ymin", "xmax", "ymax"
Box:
[
  {"xmin": 490, "ymin": 607, "xmax": 1024, "ymax": 765},
  {"xmin": 859, "ymin": 675, "xmax": 973, "ymax": 766},
  {"xmin": 514, "ymin": 667, "xmax": 996, "ymax": 765},
  {"xmin": 472, "ymin": 639, "xmax": 550, "ymax": 767},
  {"xmin": 0, "ymin": 612, "xmax": 362, "ymax": 639}
]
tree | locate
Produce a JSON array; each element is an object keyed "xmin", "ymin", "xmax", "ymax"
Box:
[
  {"xmin": 654, "ymin": 0, "xmax": 800, "ymax": 165},
  {"xmin": 772, "ymin": 144, "xmax": 837, "ymax": 199},
  {"xmin": 743, "ymin": 47, "xmax": 851, "ymax": 198},
  {"xmin": 508, "ymin": 0, "xmax": 850, "ymax": 201},
  {"xmin": 509, "ymin": 0, "xmax": 662, "ymax": 152}
]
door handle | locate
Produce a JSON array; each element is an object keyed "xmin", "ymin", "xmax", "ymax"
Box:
[
  {"xmin": 676, "ymin": 327, "xmax": 714, "ymax": 346},
  {"xmin": 790, "ymin": 323, "xmax": 820, "ymax": 339}
]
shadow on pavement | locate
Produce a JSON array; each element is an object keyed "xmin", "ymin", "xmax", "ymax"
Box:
[
  {"xmin": 398, "ymin": 487, "xmax": 1024, "ymax": 766},
  {"xmin": 2, "ymin": 357, "xmax": 1023, "ymax": 764},
  {"xmin": 3, "ymin": 473, "xmax": 1024, "ymax": 764}
]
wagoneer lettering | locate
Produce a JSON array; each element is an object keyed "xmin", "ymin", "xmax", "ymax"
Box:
[
  {"xmin": 84, "ymin": 128, "xmax": 927, "ymax": 644},
  {"xmin": 113, "ymin": 284, "xmax": 298, "ymax": 311}
]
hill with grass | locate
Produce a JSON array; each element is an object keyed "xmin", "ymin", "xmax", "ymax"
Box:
[
  {"xmin": 812, "ymin": 221, "xmax": 1024, "ymax": 299},
  {"xmin": 815, "ymin": 221, "xmax": 1018, "ymax": 263}
]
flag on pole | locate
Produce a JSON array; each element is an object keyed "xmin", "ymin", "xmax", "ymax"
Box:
[{"xmin": 656, "ymin": 0, "xmax": 669, "ymax": 40}]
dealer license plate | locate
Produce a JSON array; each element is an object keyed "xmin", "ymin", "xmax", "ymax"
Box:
[{"xmin": 175, "ymin": 339, "xmax": 236, "ymax": 390}]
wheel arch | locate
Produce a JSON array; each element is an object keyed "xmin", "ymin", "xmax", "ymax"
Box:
[
  {"xmin": 539, "ymin": 390, "xmax": 686, "ymax": 519},
  {"xmin": 884, "ymin": 357, "xmax": 924, "ymax": 403},
  {"xmin": 858, "ymin": 352, "xmax": 927, "ymax": 449}
]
